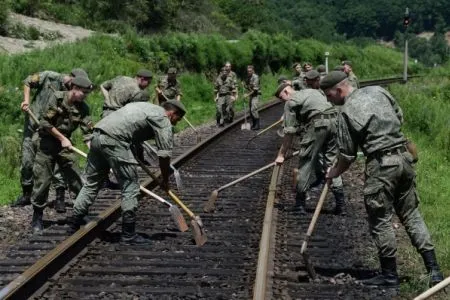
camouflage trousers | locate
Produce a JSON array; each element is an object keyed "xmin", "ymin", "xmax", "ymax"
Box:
[
  {"xmin": 249, "ymin": 96, "xmax": 259, "ymax": 119},
  {"xmin": 73, "ymin": 131, "xmax": 140, "ymax": 217},
  {"xmin": 216, "ymin": 95, "xmax": 234, "ymax": 124},
  {"xmin": 364, "ymin": 151, "xmax": 434, "ymax": 258},
  {"xmin": 31, "ymin": 136, "xmax": 83, "ymax": 208},
  {"xmin": 296, "ymin": 117, "xmax": 343, "ymax": 193},
  {"xmin": 20, "ymin": 118, "xmax": 65, "ymax": 189}
]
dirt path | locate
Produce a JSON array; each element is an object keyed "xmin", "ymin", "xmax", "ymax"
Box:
[{"xmin": 0, "ymin": 12, "xmax": 95, "ymax": 54}]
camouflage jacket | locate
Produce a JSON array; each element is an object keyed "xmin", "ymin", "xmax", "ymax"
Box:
[
  {"xmin": 347, "ymin": 71, "xmax": 360, "ymax": 89},
  {"xmin": 244, "ymin": 73, "xmax": 260, "ymax": 97},
  {"xmin": 292, "ymin": 72, "xmax": 306, "ymax": 90},
  {"xmin": 336, "ymin": 86, "xmax": 406, "ymax": 162},
  {"xmin": 101, "ymin": 76, "xmax": 147, "ymax": 111},
  {"xmin": 40, "ymin": 91, "xmax": 93, "ymax": 142},
  {"xmin": 228, "ymin": 71, "xmax": 238, "ymax": 86},
  {"xmin": 23, "ymin": 71, "xmax": 69, "ymax": 128},
  {"xmin": 95, "ymin": 102, "xmax": 173, "ymax": 158},
  {"xmin": 283, "ymin": 89, "xmax": 336, "ymax": 134},
  {"xmin": 214, "ymin": 74, "xmax": 236, "ymax": 96},
  {"xmin": 157, "ymin": 75, "xmax": 182, "ymax": 101}
]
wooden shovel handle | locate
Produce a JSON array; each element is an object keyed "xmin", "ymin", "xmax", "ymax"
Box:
[{"xmin": 413, "ymin": 276, "xmax": 450, "ymax": 300}]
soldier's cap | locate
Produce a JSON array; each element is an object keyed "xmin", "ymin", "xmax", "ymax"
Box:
[
  {"xmin": 316, "ymin": 65, "xmax": 326, "ymax": 72},
  {"xmin": 70, "ymin": 68, "xmax": 88, "ymax": 78},
  {"xmin": 277, "ymin": 75, "xmax": 289, "ymax": 84},
  {"xmin": 274, "ymin": 82, "xmax": 291, "ymax": 98},
  {"xmin": 292, "ymin": 62, "xmax": 301, "ymax": 69},
  {"xmin": 320, "ymin": 71, "xmax": 347, "ymax": 91},
  {"xmin": 167, "ymin": 67, "xmax": 177, "ymax": 74},
  {"xmin": 334, "ymin": 65, "xmax": 345, "ymax": 71},
  {"xmin": 136, "ymin": 69, "xmax": 153, "ymax": 78},
  {"xmin": 163, "ymin": 100, "xmax": 186, "ymax": 117},
  {"xmin": 342, "ymin": 60, "xmax": 352, "ymax": 67},
  {"xmin": 71, "ymin": 76, "xmax": 93, "ymax": 90},
  {"xmin": 305, "ymin": 70, "xmax": 320, "ymax": 80}
]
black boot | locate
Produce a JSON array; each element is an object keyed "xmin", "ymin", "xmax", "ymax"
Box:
[
  {"xmin": 55, "ymin": 188, "xmax": 66, "ymax": 213},
  {"xmin": 120, "ymin": 211, "xmax": 151, "ymax": 245},
  {"xmin": 292, "ymin": 192, "xmax": 307, "ymax": 215},
  {"xmin": 31, "ymin": 207, "xmax": 44, "ymax": 234},
  {"xmin": 333, "ymin": 189, "xmax": 346, "ymax": 216},
  {"xmin": 421, "ymin": 250, "xmax": 444, "ymax": 287},
  {"xmin": 251, "ymin": 118, "xmax": 260, "ymax": 130},
  {"xmin": 66, "ymin": 214, "xmax": 86, "ymax": 234},
  {"xmin": 361, "ymin": 257, "xmax": 399, "ymax": 286},
  {"xmin": 12, "ymin": 185, "xmax": 32, "ymax": 207}
]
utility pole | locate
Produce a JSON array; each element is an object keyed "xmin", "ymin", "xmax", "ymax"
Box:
[
  {"xmin": 325, "ymin": 52, "xmax": 329, "ymax": 73},
  {"xmin": 403, "ymin": 7, "xmax": 410, "ymax": 82}
]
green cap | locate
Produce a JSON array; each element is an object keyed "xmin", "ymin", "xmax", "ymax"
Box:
[
  {"xmin": 277, "ymin": 75, "xmax": 289, "ymax": 84},
  {"xmin": 305, "ymin": 70, "xmax": 320, "ymax": 80},
  {"xmin": 163, "ymin": 100, "xmax": 186, "ymax": 117},
  {"xmin": 136, "ymin": 69, "xmax": 153, "ymax": 78},
  {"xmin": 168, "ymin": 67, "xmax": 177, "ymax": 74},
  {"xmin": 320, "ymin": 71, "xmax": 347, "ymax": 90},
  {"xmin": 316, "ymin": 65, "xmax": 326, "ymax": 73},
  {"xmin": 71, "ymin": 68, "xmax": 88, "ymax": 78},
  {"xmin": 334, "ymin": 65, "xmax": 345, "ymax": 71},
  {"xmin": 71, "ymin": 76, "xmax": 93, "ymax": 89},
  {"xmin": 342, "ymin": 60, "xmax": 352, "ymax": 67},
  {"xmin": 274, "ymin": 82, "xmax": 290, "ymax": 98}
]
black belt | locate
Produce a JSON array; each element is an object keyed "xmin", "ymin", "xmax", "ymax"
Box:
[{"xmin": 368, "ymin": 145, "xmax": 408, "ymax": 160}]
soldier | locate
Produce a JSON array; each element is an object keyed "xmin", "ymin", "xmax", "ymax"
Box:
[
  {"xmin": 342, "ymin": 60, "xmax": 360, "ymax": 89},
  {"xmin": 274, "ymin": 77, "xmax": 346, "ymax": 216},
  {"xmin": 292, "ymin": 62, "xmax": 305, "ymax": 91},
  {"xmin": 100, "ymin": 69, "xmax": 152, "ymax": 118},
  {"xmin": 68, "ymin": 100, "xmax": 186, "ymax": 245},
  {"xmin": 30, "ymin": 77, "xmax": 94, "ymax": 233},
  {"xmin": 243, "ymin": 65, "xmax": 261, "ymax": 130},
  {"xmin": 155, "ymin": 67, "xmax": 182, "ymax": 105},
  {"xmin": 224, "ymin": 62, "xmax": 238, "ymax": 87},
  {"xmin": 14, "ymin": 68, "xmax": 88, "ymax": 209},
  {"xmin": 316, "ymin": 64, "xmax": 327, "ymax": 79},
  {"xmin": 322, "ymin": 71, "xmax": 444, "ymax": 287},
  {"xmin": 214, "ymin": 67, "xmax": 237, "ymax": 126}
]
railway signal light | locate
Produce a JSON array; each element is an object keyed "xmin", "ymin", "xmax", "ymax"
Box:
[{"xmin": 404, "ymin": 7, "xmax": 410, "ymax": 27}]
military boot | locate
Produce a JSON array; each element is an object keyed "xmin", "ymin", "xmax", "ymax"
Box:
[
  {"xmin": 66, "ymin": 214, "xmax": 86, "ymax": 234},
  {"xmin": 55, "ymin": 187, "xmax": 66, "ymax": 213},
  {"xmin": 292, "ymin": 192, "xmax": 307, "ymax": 215},
  {"xmin": 120, "ymin": 211, "xmax": 151, "ymax": 245},
  {"xmin": 31, "ymin": 207, "xmax": 44, "ymax": 234},
  {"xmin": 333, "ymin": 189, "xmax": 346, "ymax": 216},
  {"xmin": 361, "ymin": 257, "xmax": 399, "ymax": 286},
  {"xmin": 252, "ymin": 118, "xmax": 260, "ymax": 130},
  {"xmin": 421, "ymin": 250, "xmax": 444, "ymax": 287},
  {"xmin": 12, "ymin": 185, "xmax": 32, "ymax": 207}
]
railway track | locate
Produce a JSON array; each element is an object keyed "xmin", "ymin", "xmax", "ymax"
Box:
[{"xmin": 0, "ymin": 75, "xmax": 422, "ymax": 299}]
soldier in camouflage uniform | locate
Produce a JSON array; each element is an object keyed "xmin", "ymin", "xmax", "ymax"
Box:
[
  {"xmin": 322, "ymin": 71, "xmax": 444, "ymax": 287},
  {"xmin": 342, "ymin": 61, "xmax": 359, "ymax": 89},
  {"xmin": 224, "ymin": 62, "xmax": 238, "ymax": 88},
  {"xmin": 69, "ymin": 100, "xmax": 186, "ymax": 245},
  {"xmin": 244, "ymin": 65, "xmax": 261, "ymax": 130},
  {"xmin": 155, "ymin": 68, "xmax": 182, "ymax": 104},
  {"xmin": 100, "ymin": 69, "xmax": 152, "ymax": 118},
  {"xmin": 214, "ymin": 67, "xmax": 237, "ymax": 126},
  {"xmin": 14, "ymin": 68, "xmax": 88, "ymax": 210},
  {"xmin": 274, "ymin": 77, "xmax": 346, "ymax": 215},
  {"xmin": 292, "ymin": 62, "xmax": 305, "ymax": 91},
  {"xmin": 30, "ymin": 77, "xmax": 94, "ymax": 234}
]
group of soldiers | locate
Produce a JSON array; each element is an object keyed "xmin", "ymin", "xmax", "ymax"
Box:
[
  {"xmin": 273, "ymin": 61, "xmax": 443, "ymax": 288},
  {"xmin": 11, "ymin": 59, "xmax": 444, "ymax": 288}
]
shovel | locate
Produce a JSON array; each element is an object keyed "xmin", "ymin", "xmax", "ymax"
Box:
[
  {"xmin": 69, "ymin": 146, "xmax": 189, "ymax": 232},
  {"xmin": 413, "ymin": 276, "xmax": 450, "ymax": 300},
  {"xmin": 246, "ymin": 119, "xmax": 283, "ymax": 147},
  {"xmin": 300, "ymin": 183, "xmax": 329, "ymax": 279},
  {"xmin": 142, "ymin": 141, "xmax": 183, "ymax": 191},
  {"xmin": 138, "ymin": 161, "xmax": 207, "ymax": 247},
  {"xmin": 204, "ymin": 150, "xmax": 300, "ymax": 213}
]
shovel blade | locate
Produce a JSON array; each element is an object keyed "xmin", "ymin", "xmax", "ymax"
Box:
[
  {"xmin": 169, "ymin": 205, "xmax": 189, "ymax": 232},
  {"xmin": 241, "ymin": 122, "xmax": 251, "ymax": 130},
  {"xmin": 190, "ymin": 217, "xmax": 207, "ymax": 247}
]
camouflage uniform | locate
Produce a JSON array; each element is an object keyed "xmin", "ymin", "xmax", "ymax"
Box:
[
  {"xmin": 156, "ymin": 75, "xmax": 182, "ymax": 104},
  {"xmin": 347, "ymin": 71, "xmax": 360, "ymax": 89},
  {"xmin": 244, "ymin": 73, "xmax": 261, "ymax": 128},
  {"xmin": 101, "ymin": 76, "xmax": 148, "ymax": 118},
  {"xmin": 19, "ymin": 72, "xmax": 68, "ymax": 200},
  {"xmin": 284, "ymin": 89, "xmax": 345, "ymax": 211},
  {"xmin": 228, "ymin": 71, "xmax": 238, "ymax": 86},
  {"xmin": 73, "ymin": 102, "xmax": 173, "ymax": 217},
  {"xmin": 31, "ymin": 91, "xmax": 93, "ymax": 209},
  {"xmin": 214, "ymin": 73, "xmax": 236, "ymax": 124},
  {"xmin": 336, "ymin": 86, "xmax": 434, "ymax": 258}
]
